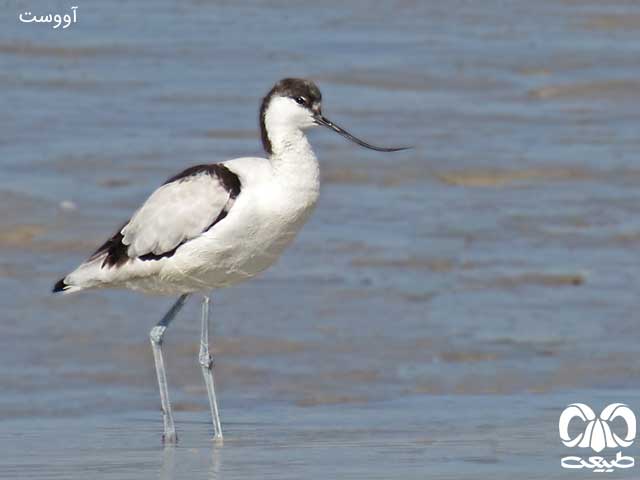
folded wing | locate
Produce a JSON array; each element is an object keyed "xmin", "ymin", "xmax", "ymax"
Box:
[{"xmin": 93, "ymin": 164, "xmax": 241, "ymax": 267}]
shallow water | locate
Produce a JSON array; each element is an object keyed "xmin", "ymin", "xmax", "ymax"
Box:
[
  {"xmin": 3, "ymin": 392, "xmax": 639, "ymax": 480},
  {"xmin": 2, "ymin": 0, "xmax": 640, "ymax": 478}
]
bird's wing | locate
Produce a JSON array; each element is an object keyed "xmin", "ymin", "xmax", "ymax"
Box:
[{"xmin": 91, "ymin": 164, "xmax": 241, "ymax": 267}]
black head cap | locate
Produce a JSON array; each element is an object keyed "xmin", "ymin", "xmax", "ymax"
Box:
[{"xmin": 259, "ymin": 78, "xmax": 322, "ymax": 155}]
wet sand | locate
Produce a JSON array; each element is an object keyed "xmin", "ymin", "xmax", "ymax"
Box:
[{"xmin": 2, "ymin": 0, "xmax": 640, "ymax": 478}]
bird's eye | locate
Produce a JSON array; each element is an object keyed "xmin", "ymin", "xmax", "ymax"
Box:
[{"xmin": 295, "ymin": 96, "xmax": 308, "ymax": 106}]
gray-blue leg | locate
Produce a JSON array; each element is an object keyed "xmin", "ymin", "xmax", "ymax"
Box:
[
  {"xmin": 199, "ymin": 295, "xmax": 223, "ymax": 440},
  {"xmin": 150, "ymin": 294, "xmax": 189, "ymax": 443}
]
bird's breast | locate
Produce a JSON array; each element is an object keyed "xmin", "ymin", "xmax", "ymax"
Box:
[{"xmin": 163, "ymin": 179, "xmax": 318, "ymax": 290}]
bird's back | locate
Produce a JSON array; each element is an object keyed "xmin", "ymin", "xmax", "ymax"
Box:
[{"xmin": 54, "ymin": 155, "xmax": 319, "ymax": 295}]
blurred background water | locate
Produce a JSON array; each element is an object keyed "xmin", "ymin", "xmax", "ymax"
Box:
[{"xmin": 1, "ymin": 0, "xmax": 640, "ymax": 478}]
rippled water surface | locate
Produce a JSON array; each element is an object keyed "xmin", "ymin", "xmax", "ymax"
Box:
[{"xmin": 2, "ymin": 0, "xmax": 640, "ymax": 478}]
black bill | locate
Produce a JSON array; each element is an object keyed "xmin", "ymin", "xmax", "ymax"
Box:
[{"xmin": 314, "ymin": 115, "xmax": 409, "ymax": 152}]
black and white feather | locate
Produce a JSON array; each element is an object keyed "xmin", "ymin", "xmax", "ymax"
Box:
[
  {"xmin": 53, "ymin": 77, "xmax": 404, "ymax": 297},
  {"xmin": 54, "ymin": 163, "xmax": 243, "ymax": 294},
  {"xmin": 123, "ymin": 165, "xmax": 239, "ymax": 258}
]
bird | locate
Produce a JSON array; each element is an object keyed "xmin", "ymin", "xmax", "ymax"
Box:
[{"xmin": 52, "ymin": 78, "xmax": 407, "ymax": 443}]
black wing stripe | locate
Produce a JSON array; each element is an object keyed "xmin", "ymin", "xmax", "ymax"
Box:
[
  {"xmin": 164, "ymin": 164, "xmax": 241, "ymax": 198},
  {"xmin": 89, "ymin": 222, "xmax": 129, "ymax": 268},
  {"xmin": 90, "ymin": 164, "xmax": 241, "ymax": 268}
]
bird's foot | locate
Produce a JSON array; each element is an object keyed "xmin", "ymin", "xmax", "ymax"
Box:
[{"xmin": 162, "ymin": 430, "xmax": 178, "ymax": 444}]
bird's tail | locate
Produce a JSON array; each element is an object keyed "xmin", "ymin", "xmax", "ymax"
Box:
[
  {"xmin": 52, "ymin": 277, "xmax": 72, "ymax": 293},
  {"xmin": 52, "ymin": 256, "xmax": 108, "ymax": 294}
]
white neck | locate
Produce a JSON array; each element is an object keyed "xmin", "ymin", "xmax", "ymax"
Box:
[{"xmin": 264, "ymin": 108, "xmax": 320, "ymax": 197}]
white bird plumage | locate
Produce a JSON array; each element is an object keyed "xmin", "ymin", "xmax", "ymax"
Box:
[
  {"xmin": 56, "ymin": 92, "xmax": 325, "ymax": 296},
  {"xmin": 52, "ymin": 78, "xmax": 407, "ymax": 442}
]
